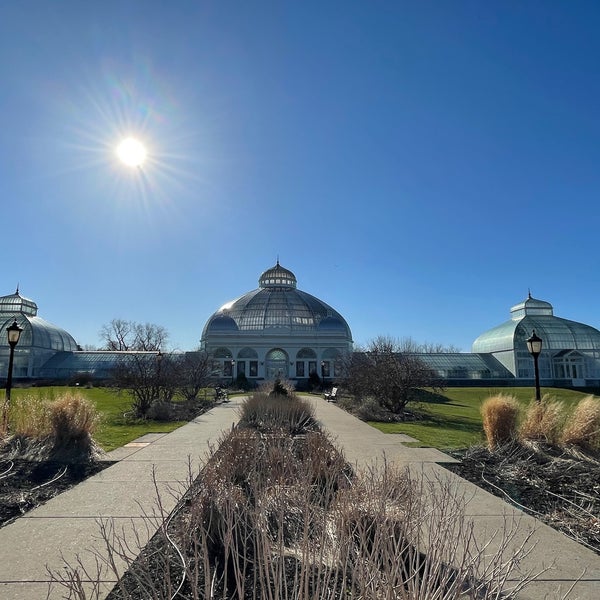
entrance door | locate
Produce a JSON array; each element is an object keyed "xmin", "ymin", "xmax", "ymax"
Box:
[{"xmin": 266, "ymin": 348, "xmax": 289, "ymax": 379}]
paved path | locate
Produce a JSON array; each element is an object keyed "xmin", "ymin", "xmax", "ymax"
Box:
[{"xmin": 0, "ymin": 396, "xmax": 597, "ymax": 599}]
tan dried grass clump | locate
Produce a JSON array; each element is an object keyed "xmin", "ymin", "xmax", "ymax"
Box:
[
  {"xmin": 9, "ymin": 393, "xmax": 53, "ymax": 438},
  {"xmin": 49, "ymin": 393, "xmax": 99, "ymax": 448},
  {"xmin": 4, "ymin": 392, "xmax": 100, "ymax": 461},
  {"xmin": 561, "ymin": 395, "xmax": 600, "ymax": 451},
  {"xmin": 519, "ymin": 395, "xmax": 564, "ymax": 444},
  {"xmin": 481, "ymin": 394, "xmax": 520, "ymax": 449}
]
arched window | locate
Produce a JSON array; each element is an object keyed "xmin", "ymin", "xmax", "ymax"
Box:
[
  {"xmin": 295, "ymin": 348, "xmax": 316, "ymax": 378},
  {"xmin": 213, "ymin": 347, "xmax": 232, "ymax": 358},
  {"xmin": 237, "ymin": 347, "xmax": 259, "ymax": 378},
  {"xmin": 322, "ymin": 348, "xmax": 342, "ymax": 378},
  {"xmin": 266, "ymin": 348, "xmax": 289, "ymax": 380},
  {"xmin": 213, "ymin": 347, "xmax": 234, "ymax": 377}
]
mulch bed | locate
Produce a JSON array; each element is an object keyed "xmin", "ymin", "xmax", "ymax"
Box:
[
  {"xmin": 445, "ymin": 441, "xmax": 600, "ymax": 554},
  {"xmin": 0, "ymin": 458, "xmax": 113, "ymax": 528}
]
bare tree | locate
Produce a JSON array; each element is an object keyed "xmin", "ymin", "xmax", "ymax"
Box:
[
  {"xmin": 112, "ymin": 352, "xmax": 176, "ymax": 418},
  {"xmin": 397, "ymin": 336, "xmax": 462, "ymax": 353},
  {"xmin": 173, "ymin": 351, "xmax": 213, "ymax": 402},
  {"xmin": 342, "ymin": 336, "xmax": 441, "ymax": 415},
  {"xmin": 99, "ymin": 319, "xmax": 168, "ymax": 351}
]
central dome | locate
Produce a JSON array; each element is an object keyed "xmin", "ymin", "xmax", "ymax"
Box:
[{"xmin": 203, "ymin": 261, "xmax": 350, "ymax": 335}]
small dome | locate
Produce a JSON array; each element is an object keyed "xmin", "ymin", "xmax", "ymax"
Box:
[
  {"xmin": 259, "ymin": 261, "xmax": 297, "ymax": 289},
  {"xmin": 206, "ymin": 315, "xmax": 239, "ymax": 333},
  {"xmin": 0, "ymin": 289, "xmax": 37, "ymax": 316},
  {"xmin": 511, "ymin": 293, "xmax": 553, "ymax": 320},
  {"xmin": 318, "ymin": 317, "xmax": 347, "ymax": 331}
]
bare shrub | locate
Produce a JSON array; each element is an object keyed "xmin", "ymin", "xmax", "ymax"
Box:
[
  {"xmin": 355, "ymin": 396, "xmax": 394, "ymax": 421},
  {"xmin": 257, "ymin": 377, "xmax": 296, "ymax": 396},
  {"xmin": 238, "ymin": 392, "xmax": 317, "ymax": 434},
  {"xmin": 561, "ymin": 395, "xmax": 600, "ymax": 450},
  {"xmin": 53, "ymin": 455, "xmax": 545, "ymax": 600},
  {"xmin": 519, "ymin": 395, "xmax": 565, "ymax": 444},
  {"xmin": 481, "ymin": 394, "xmax": 520, "ymax": 449}
]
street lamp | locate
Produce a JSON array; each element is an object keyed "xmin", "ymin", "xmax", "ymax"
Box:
[
  {"xmin": 526, "ymin": 330, "xmax": 543, "ymax": 402},
  {"xmin": 3, "ymin": 319, "xmax": 23, "ymax": 432},
  {"xmin": 321, "ymin": 360, "xmax": 325, "ymax": 388},
  {"xmin": 230, "ymin": 359, "xmax": 235, "ymax": 386}
]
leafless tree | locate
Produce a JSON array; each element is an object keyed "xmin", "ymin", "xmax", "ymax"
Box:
[
  {"xmin": 99, "ymin": 319, "xmax": 168, "ymax": 351},
  {"xmin": 397, "ymin": 336, "xmax": 462, "ymax": 353},
  {"xmin": 342, "ymin": 336, "xmax": 441, "ymax": 415},
  {"xmin": 173, "ymin": 351, "xmax": 213, "ymax": 402},
  {"xmin": 112, "ymin": 352, "xmax": 176, "ymax": 418}
]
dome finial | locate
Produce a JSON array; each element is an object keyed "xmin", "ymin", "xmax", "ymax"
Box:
[
  {"xmin": 528, "ymin": 288, "xmax": 532, "ymax": 299},
  {"xmin": 15, "ymin": 284, "xmax": 19, "ymax": 295},
  {"xmin": 276, "ymin": 255, "xmax": 280, "ymax": 267}
]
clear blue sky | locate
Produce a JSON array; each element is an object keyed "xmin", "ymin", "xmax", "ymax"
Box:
[{"xmin": 1, "ymin": 1, "xmax": 599, "ymax": 352}]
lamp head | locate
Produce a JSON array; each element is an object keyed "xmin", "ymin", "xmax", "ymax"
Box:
[
  {"xmin": 526, "ymin": 330, "xmax": 543, "ymax": 357},
  {"xmin": 7, "ymin": 319, "xmax": 23, "ymax": 347}
]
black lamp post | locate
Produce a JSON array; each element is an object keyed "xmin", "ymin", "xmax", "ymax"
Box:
[
  {"xmin": 526, "ymin": 330, "xmax": 543, "ymax": 402},
  {"xmin": 231, "ymin": 359, "xmax": 235, "ymax": 386},
  {"xmin": 321, "ymin": 360, "xmax": 325, "ymax": 388},
  {"xmin": 3, "ymin": 319, "xmax": 23, "ymax": 432}
]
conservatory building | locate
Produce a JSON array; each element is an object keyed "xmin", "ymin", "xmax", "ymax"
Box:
[
  {"xmin": 0, "ymin": 289, "xmax": 79, "ymax": 379},
  {"xmin": 200, "ymin": 262, "xmax": 353, "ymax": 384},
  {"xmin": 472, "ymin": 293, "xmax": 600, "ymax": 387}
]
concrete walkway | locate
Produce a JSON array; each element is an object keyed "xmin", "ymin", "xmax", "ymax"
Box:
[{"xmin": 0, "ymin": 396, "xmax": 597, "ymax": 599}]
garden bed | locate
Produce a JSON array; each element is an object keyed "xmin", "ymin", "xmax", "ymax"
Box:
[
  {"xmin": 446, "ymin": 442, "xmax": 600, "ymax": 554},
  {"xmin": 0, "ymin": 457, "xmax": 113, "ymax": 527}
]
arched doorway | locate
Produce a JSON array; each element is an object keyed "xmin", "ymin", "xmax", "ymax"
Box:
[{"xmin": 266, "ymin": 348, "xmax": 289, "ymax": 379}]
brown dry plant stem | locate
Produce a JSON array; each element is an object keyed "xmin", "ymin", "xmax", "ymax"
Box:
[{"xmin": 51, "ymin": 393, "xmax": 554, "ymax": 599}]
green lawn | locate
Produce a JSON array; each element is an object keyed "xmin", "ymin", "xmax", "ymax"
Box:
[
  {"xmin": 11, "ymin": 386, "xmax": 188, "ymax": 451},
  {"xmin": 369, "ymin": 387, "xmax": 597, "ymax": 451}
]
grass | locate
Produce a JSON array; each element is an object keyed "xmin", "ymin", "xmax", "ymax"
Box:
[
  {"xmin": 11, "ymin": 386, "xmax": 189, "ymax": 452},
  {"xmin": 369, "ymin": 387, "xmax": 597, "ymax": 450}
]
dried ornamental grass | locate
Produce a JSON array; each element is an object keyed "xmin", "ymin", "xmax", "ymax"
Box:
[
  {"xmin": 519, "ymin": 395, "xmax": 564, "ymax": 444},
  {"xmin": 481, "ymin": 394, "xmax": 520, "ymax": 449},
  {"xmin": 561, "ymin": 395, "xmax": 600, "ymax": 450}
]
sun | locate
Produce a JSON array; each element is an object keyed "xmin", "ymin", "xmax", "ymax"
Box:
[{"xmin": 116, "ymin": 137, "xmax": 147, "ymax": 167}]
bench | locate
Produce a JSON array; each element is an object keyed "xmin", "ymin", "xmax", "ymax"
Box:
[{"xmin": 324, "ymin": 387, "xmax": 338, "ymax": 402}]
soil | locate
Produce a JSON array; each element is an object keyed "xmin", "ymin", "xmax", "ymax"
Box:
[
  {"xmin": 445, "ymin": 441, "xmax": 600, "ymax": 555},
  {"xmin": 0, "ymin": 457, "xmax": 112, "ymax": 528}
]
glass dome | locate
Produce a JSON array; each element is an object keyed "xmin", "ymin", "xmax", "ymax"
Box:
[
  {"xmin": 202, "ymin": 262, "xmax": 352, "ymax": 339},
  {"xmin": 473, "ymin": 294, "xmax": 600, "ymax": 353},
  {"xmin": 0, "ymin": 289, "xmax": 78, "ymax": 352}
]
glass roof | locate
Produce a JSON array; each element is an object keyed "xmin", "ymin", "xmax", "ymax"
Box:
[
  {"xmin": 473, "ymin": 301, "xmax": 600, "ymax": 354},
  {"xmin": 0, "ymin": 290, "xmax": 37, "ymax": 316},
  {"xmin": 202, "ymin": 262, "xmax": 352, "ymax": 340},
  {"xmin": 413, "ymin": 353, "xmax": 513, "ymax": 377},
  {"xmin": 0, "ymin": 315, "xmax": 78, "ymax": 352}
]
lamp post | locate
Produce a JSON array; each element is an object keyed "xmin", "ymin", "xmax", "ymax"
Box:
[
  {"xmin": 526, "ymin": 330, "xmax": 543, "ymax": 402},
  {"xmin": 231, "ymin": 359, "xmax": 235, "ymax": 386},
  {"xmin": 3, "ymin": 319, "xmax": 23, "ymax": 432},
  {"xmin": 321, "ymin": 360, "xmax": 325, "ymax": 389},
  {"xmin": 156, "ymin": 350, "xmax": 163, "ymax": 401}
]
